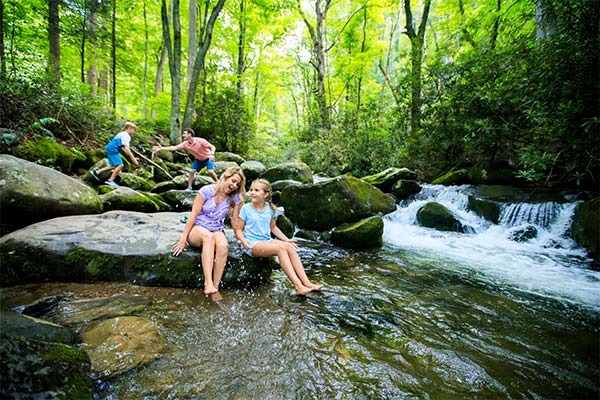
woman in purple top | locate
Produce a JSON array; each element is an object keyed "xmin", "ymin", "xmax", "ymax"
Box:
[{"xmin": 172, "ymin": 166, "xmax": 246, "ymax": 295}]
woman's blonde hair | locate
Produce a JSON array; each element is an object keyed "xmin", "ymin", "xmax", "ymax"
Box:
[
  {"xmin": 216, "ymin": 166, "xmax": 246, "ymax": 209},
  {"xmin": 253, "ymin": 179, "xmax": 278, "ymax": 212}
]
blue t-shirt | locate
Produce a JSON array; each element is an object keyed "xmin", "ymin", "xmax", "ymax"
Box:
[
  {"xmin": 239, "ymin": 203, "xmax": 276, "ymax": 242},
  {"xmin": 105, "ymin": 131, "xmax": 132, "ymax": 154}
]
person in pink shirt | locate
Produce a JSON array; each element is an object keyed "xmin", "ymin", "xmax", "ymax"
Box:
[{"xmin": 152, "ymin": 128, "xmax": 218, "ymax": 190}]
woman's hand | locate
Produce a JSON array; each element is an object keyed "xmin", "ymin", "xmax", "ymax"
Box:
[{"xmin": 171, "ymin": 239, "xmax": 187, "ymax": 256}]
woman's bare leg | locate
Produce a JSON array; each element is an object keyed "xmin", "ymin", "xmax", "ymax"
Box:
[
  {"xmin": 188, "ymin": 227, "xmax": 218, "ymax": 295},
  {"xmin": 212, "ymin": 231, "xmax": 229, "ymax": 291},
  {"xmin": 252, "ymin": 241, "xmax": 312, "ymax": 295}
]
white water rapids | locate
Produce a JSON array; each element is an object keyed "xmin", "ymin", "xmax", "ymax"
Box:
[{"xmin": 383, "ymin": 185, "xmax": 600, "ymax": 310}]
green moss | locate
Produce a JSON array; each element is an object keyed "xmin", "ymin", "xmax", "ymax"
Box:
[
  {"xmin": 65, "ymin": 248, "xmax": 124, "ymax": 281},
  {"xmin": 0, "ymin": 241, "xmax": 54, "ymax": 286},
  {"xmin": 14, "ymin": 136, "xmax": 79, "ymax": 172}
]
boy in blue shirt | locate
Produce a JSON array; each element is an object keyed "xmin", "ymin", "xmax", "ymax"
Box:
[{"xmin": 92, "ymin": 122, "xmax": 139, "ymax": 187}]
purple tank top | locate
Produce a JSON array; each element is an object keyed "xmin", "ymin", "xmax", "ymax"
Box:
[{"xmin": 194, "ymin": 184, "xmax": 241, "ymax": 231}]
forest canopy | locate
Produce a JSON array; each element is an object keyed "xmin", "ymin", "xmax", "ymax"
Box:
[{"xmin": 1, "ymin": 0, "xmax": 598, "ymax": 191}]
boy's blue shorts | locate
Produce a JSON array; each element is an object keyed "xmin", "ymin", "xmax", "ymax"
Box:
[
  {"xmin": 106, "ymin": 152, "xmax": 123, "ymax": 166},
  {"xmin": 191, "ymin": 158, "xmax": 215, "ymax": 171}
]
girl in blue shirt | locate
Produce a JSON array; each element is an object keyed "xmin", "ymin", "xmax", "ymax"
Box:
[{"xmin": 235, "ymin": 179, "xmax": 323, "ymax": 295}]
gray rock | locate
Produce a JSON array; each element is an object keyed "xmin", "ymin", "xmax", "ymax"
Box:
[
  {"xmin": 0, "ymin": 211, "xmax": 273, "ymax": 289},
  {"xmin": 0, "ymin": 155, "xmax": 103, "ymax": 232},
  {"xmin": 260, "ymin": 162, "xmax": 313, "ymax": 184},
  {"xmin": 330, "ymin": 216, "xmax": 384, "ymax": 249}
]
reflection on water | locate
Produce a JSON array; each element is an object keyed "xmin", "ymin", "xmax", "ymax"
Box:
[{"xmin": 1, "ymin": 243, "xmax": 598, "ymax": 399}]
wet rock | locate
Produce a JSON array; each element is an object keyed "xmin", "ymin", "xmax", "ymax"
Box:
[
  {"xmin": 81, "ymin": 316, "xmax": 165, "ymax": 379},
  {"xmin": 362, "ymin": 167, "xmax": 418, "ymax": 193},
  {"xmin": 281, "ymin": 175, "xmax": 396, "ymax": 231},
  {"xmin": 0, "ymin": 309, "xmax": 76, "ymax": 344},
  {"xmin": 0, "ymin": 211, "xmax": 274, "ymax": 289},
  {"xmin": 468, "ymin": 196, "xmax": 501, "ymax": 224},
  {"xmin": 508, "ymin": 225, "xmax": 538, "ymax": 242},
  {"xmin": 391, "ymin": 179, "xmax": 422, "ymax": 200},
  {"xmin": 571, "ymin": 197, "xmax": 599, "ymax": 257},
  {"xmin": 417, "ymin": 202, "xmax": 465, "ymax": 233},
  {"xmin": 331, "ymin": 216, "xmax": 384, "ymax": 249}
]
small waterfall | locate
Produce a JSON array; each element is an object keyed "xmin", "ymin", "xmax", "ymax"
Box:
[{"xmin": 383, "ymin": 184, "xmax": 599, "ymax": 309}]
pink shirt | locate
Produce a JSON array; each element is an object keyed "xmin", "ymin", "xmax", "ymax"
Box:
[{"xmin": 174, "ymin": 137, "xmax": 214, "ymax": 160}]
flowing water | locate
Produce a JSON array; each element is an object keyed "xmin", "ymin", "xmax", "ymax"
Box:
[{"xmin": 1, "ymin": 185, "xmax": 598, "ymax": 399}]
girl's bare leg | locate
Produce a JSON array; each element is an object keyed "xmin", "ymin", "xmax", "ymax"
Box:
[
  {"xmin": 252, "ymin": 241, "xmax": 312, "ymax": 295},
  {"xmin": 284, "ymin": 242, "xmax": 323, "ymax": 291},
  {"xmin": 212, "ymin": 231, "xmax": 229, "ymax": 292},
  {"xmin": 188, "ymin": 227, "xmax": 218, "ymax": 295}
]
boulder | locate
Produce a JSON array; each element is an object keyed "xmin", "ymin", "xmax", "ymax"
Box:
[
  {"xmin": 241, "ymin": 160, "xmax": 265, "ymax": 184},
  {"xmin": 361, "ymin": 167, "xmax": 417, "ymax": 193},
  {"xmin": 118, "ymin": 172, "xmax": 154, "ymax": 192},
  {"xmin": 468, "ymin": 195, "xmax": 501, "ymax": 224},
  {"xmin": 281, "ymin": 175, "xmax": 396, "ymax": 231},
  {"xmin": 0, "ymin": 154, "xmax": 103, "ymax": 233},
  {"xmin": 0, "ymin": 309, "xmax": 76, "ymax": 344},
  {"xmin": 416, "ymin": 202, "xmax": 465, "ymax": 232},
  {"xmin": 216, "ymin": 152, "xmax": 246, "ymax": 164},
  {"xmin": 276, "ymin": 214, "xmax": 295, "ymax": 239},
  {"xmin": 159, "ymin": 189, "xmax": 198, "ymax": 211},
  {"xmin": 571, "ymin": 197, "xmax": 599, "ymax": 257},
  {"xmin": 391, "ymin": 179, "xmax": 422, "ymax": 199},
  {"xmin": 330, "ymin": 216, "xmax": 384, "ymax": 249},
  {"xmin": 271, "ymin": 179, "xmax": 303, "ymax": 192},
  {"xmin": 508, "ymin": 225, "xmax": 538, "ymax": 242},
  {"xmin": 0, "ymin": 211, "xmax": 274, "ymax": 289},
  {"xmin": 260, "ymin": 162, "xmax": 313, "ymax": 184},
  {"xmin": 101, "ymin": 186, "xmax": 160, "ymax": 213},
  {"xmin": 0, "ymin": 316, "xmax": 92, "ymax": 399},
  {"xmin": 214, "ymin": 161, "xmax": 239, "ymax": 177}
]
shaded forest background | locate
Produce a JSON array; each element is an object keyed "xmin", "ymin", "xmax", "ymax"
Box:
[{"xmin": 0, "ymin": 0, "xmax": 598, "ymax": 191}]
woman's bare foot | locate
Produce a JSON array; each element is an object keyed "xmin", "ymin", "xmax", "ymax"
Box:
[
  {"xmin": 294, "ymin": 284, "xmax": 312, "ymax": 295},
  {"xmin": 204, "ymin": 285, "xmax": 218, "ymax": 295}
]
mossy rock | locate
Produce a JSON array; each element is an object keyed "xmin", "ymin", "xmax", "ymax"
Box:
[
  {"xmin": 276, "ymin": 214, "xmax": 295, "ymax": 239},
  {"xmin": 281, "ymin": 175, "xmax": 396, "ymax": 231},
  {"xmin": 362, "ymin": 167, "xmax": 417, "ymax": 193},
  {"xmin": 101, "ymin": 187, "xmax": 160, "ymax": 213},
  {"xmin": 330, "ymin": 216, "xmax": 384, "ymax": 249},
  {"xmin": 119, "ymin": 172, "xmax": 154, "ymax": 192},
  {"xmin": 468, "ymin": 195, "xmax": 501, "ymax": 224},
  {"xmin": 391, "ymin": 179, "xmax": 422, "ymax": 199},
  {"xmin": 13, "ymin": 136, "xmax": 84, "ymax": 173},
  {"xmin": 216, "ymin": 152, "xmax": 245, "ymax": 164},
  {"xmin": 260, "ymin": 162, "xmax": 313, "ymax": 184},
  {"xmin": 571, "ymin": 197, "xmax": 599, "ymax": 258},
  {"xmin": 417, "ymin": 202, "xmax": 465, "ymax": 232},
  {"xmin": 241, "ymin": 161, "xmax": 265, "ymax": 184}
]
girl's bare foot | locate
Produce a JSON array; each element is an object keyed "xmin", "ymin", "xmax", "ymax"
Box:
[
  {"xmin": 209, "ymin": 291, "xmax": 223, "ymax": 301},
  {"xmin": 309, "ymin": 284, "xmax": 323, "ymax": 292}
]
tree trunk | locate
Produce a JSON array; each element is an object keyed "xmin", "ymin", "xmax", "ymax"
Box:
[
  {"xmin": 161, "ymin": 0, "xmax": 182, "ymax": 143},
  {"xmin": 182, "ymin": 0, "xmax": 226, "ymax": 130},
  {"xmin": 80, "ymin": 0, "xmax": 86, "ymax": 83},
  {"xmin": 403, "ymin": 0, "xmax": 431, "ymax": 134},
  {"xmin": 143, "ymin": 0, "xmax": 149, "ymax": 118},
  {"xmin": 187, "ymin": 0, "xmax": 197, "ymax": 92},
  {"xmin": 535, "ymin": 0, "xmax": 557, "ymax": 40},
  {"xmin": 86, "ymin": 0, "xmax": 99, "ymax": 96},
  {"xmin": 356, "ymin": 6, "xmax": 367, "ymax": 112},
  {"xmin": 236, "ymin": 0, "xmax": 246, "ymax": 99},
  {"xmin": 152, "ymin": 45, "xmax": 168, "ymax": 119},
  {"xmin": 110, "ymin": 0, "xmax": 116, "ymax": 108},
  {"xmin": 0, "ymin": 0, "xmax": 5, "ymax": 78},
  {"xmin": 490, "ymin": 0, "xmax": 501, "ymax": 49},
  {"xmin": 48, "ymin": 0, "xmax": 60, "ymax": 85},
  {"xmin": 298, "ymin": 0, "xmax": 332, "ymax": 129}
]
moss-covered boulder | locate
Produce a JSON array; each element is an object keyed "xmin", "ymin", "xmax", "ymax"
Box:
[
  {"xmin": 0, "ymin": 211, "xmax": 273, "ymax": 289},
  {"xmin": 214, "ymin": 161, "xmax": 239, "ymax": 177},
  {"xmin": 159, "ymin": 189, "xmax": 198, "ymax": 211},
  {"xmin": 468, "ymin": 195, "xmax": 501, "ymax": 224},
  {"xmin": 0, "ymin": 155, "xmax": 103, "ymax": 233},
  {"xmin": 216, "ymin": 152, "xmax": 245, "ymax": 164},
  {"xmin": 118, "ymin": 172, "xmax": 154, "ymax": 192},
  {"xmin": 101, "ymin": 186, "xmax": 160, "ymax": 213},
  {"xmin": 571, "ymin": 197, "xmax": 599, "ymax": 258},
  {"xmin": 241, "ymin": 160, "xmax": 265, "ymax": 184},
  {"xmin": 260, "ymin": 162, "xmax": 313, "ymax": 184},
  {"xmin": 281, "ymin": 175, "xmax": 396, "ymax": 231},
  {"xmin": 416, "ymin": 202, "xmax": 465, "ymax": 232},
  {"xmin": 330, "ymin": 216, "xmax": 384, "ymax": 249},
  {"xmin": 271, "ymin": 179, "xmax": 303, "ymax": 192},
  {"xmin": 431, "ymin": 168, "xmax": 479, "ymax": 185},
  {"xmin": 391, "ymin": 179, "xmax": 422, "ymax": 199},
  {"xmin": 13, "ymin": 136, "xmax": 85, "ymax": 173},
  {"xmin": 361, "ymin": 167, "xmax": 417, "ymax": 193},
  {"xmin": 1, "ymin": 309, "xmax": 76, "ymax": 345},
  {"xmin": 276, "ymin": 214, "xmax": 295, "ymax": 239},
  {"xmin": 0, "ymin": 314, "xmax": 92, "ymax": 399}
]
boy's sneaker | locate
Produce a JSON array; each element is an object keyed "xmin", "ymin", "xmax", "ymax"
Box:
[
  {"xmin": 105, "ymin": 180, "xmax": 119, "ymax": 187},
  {"xmin": 185, "ymin": 186, "xmax": 194, "ymax": 192},
  {"xmin": 91, "ymin": 170, "xmax": 100, "ymax": 181}
]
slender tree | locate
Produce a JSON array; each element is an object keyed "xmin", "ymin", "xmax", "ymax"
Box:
[
  {"xmin": 236, "ymin": 0, "xmax": 246, "ymax": 100},
  {"xmin": 187, "ymin": 0, "xmax": 197, "ymax": 92},
  {"xmin": 403, "ymin": 0, "xmax": 432, "ymax": 134},
  {"xmin": 0, "ymin": 0, "xmax": 5, "ymax": 78},
  {"xmin": 161, "ymin": 0, "xmax": 182, "ymax": 143},
  {"xmin": 182, "ymin": 0, "xmax": 226, "ymax": 130},
  {"xmin": 110, "ymin": 0, "xmax": 116, "ymax": 108},
  {"xmin": 48, "ymin": 0, "xmax": 61, "ymax": 85},
  {"xmin": 143, "ymin": 0, "xmax": 149, "ymax": 118}
]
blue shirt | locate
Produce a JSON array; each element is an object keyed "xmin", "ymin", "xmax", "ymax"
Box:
[
  {"xmin": 105, "ymin": 131, "xmax": 132, "ymax": 154},
  {"xmin": 239, "ymin": 203, "xmax": 276, "ymax": 242}
]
